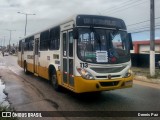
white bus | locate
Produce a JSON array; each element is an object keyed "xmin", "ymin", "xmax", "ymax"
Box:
[{"xmin": 18, "ymin": 14, "xmax": 133, "ymax": 93}]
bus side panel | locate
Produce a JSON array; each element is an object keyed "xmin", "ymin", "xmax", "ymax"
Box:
[
  {"xmin": 27, "ymin": 62, "xmax": 34, "ymax": 73},
  {"xmin": 25, "ymin": 51, "xmax": 34, "ymax": 73},
  {"xmin": 37, "ymin": 48, "xmax": 61, "ymax": 80},
  {"xmin": 38, "ymin": 65, "xmax": 49, "ymax": 80},
  {"xmin": 37, "ymin": 51, "xmax": 49, "ymax": 79},
  {"xmin": 57, "ymin": 71, "xmax": 62, "ymax": 85}
]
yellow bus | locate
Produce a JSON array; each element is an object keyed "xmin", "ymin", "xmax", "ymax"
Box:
[{"xmin": 18, "ymin": 14, "xmax": 133, "ymax": 93}]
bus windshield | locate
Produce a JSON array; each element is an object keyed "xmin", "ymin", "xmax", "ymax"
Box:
[{"xmin": 77, "ymin": 28, "xmax": 130, "ymax": 64}]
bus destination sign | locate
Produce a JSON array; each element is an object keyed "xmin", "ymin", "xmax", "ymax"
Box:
[
  {"xmin": 84, "ymin": 18, "xmax": 116, "ymax": 26},
  {"xmin": 76, "ymin": 15, "xmax": 126, "ymax": 29}
]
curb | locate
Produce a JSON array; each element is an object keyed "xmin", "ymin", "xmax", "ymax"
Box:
[{"xmin": 134, "ymin": 75, "xmax": 160, "ymax": 84}]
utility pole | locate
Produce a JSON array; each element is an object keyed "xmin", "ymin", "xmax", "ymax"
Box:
[
  {"xmin": 6, "ymin": 29, "xmax": 16, "ymax": 52},
  {"xmin": 0, "ymin": 39, "xmax": 2, "ymax": 47},
  {"xmin": 17, "ymin": 12, "xmax": 36, "ymax": 36},
  {"xmin": 150, "ymin": 0, "xmax": 155, "ymax": 76},
  {"xmin": 3, "ymin": 36, "xmax": 5, "ymax": 47}
]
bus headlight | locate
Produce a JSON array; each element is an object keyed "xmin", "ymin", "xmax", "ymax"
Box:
[
  {"xmin": 123, "ymin": 69, "xmax": 132, "ymax": 78},
  {"xmin": 77, "ymin": 68, "xmax": 94, "ymax": 80}
]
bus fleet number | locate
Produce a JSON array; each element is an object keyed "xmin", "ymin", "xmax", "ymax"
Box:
[{"xmin": 80, "ymin": 63, "xmax": 88, "ymax": 68}]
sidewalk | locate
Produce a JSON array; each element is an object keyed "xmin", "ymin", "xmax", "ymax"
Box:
[{"xmin": 132, "ymin": 67, "xmax": 160, "ymax": 84}]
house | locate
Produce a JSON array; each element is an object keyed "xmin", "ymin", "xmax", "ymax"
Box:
[{"xmin": 131, "ymin": 39, "xmax": 160, "ymax": 54}]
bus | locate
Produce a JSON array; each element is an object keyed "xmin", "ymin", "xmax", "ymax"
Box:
[{"xmin": 18, "ymin": 14, "xmax": 133, "ymax": 93}]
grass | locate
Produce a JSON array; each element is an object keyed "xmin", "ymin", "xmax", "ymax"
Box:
[
  {"xmin": 132, "ymin": 67, "xmax": 160, "ymax": 79},
  {"xmin": 147, "ymin": 70, "xmax": 160, "ymax": 79},
  {"xmin": 0, "ymin": 105, "xmax": 18, "ymax": 120}
]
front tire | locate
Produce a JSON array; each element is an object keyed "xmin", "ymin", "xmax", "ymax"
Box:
[{"xmin": 51, "ymin": 72, "xmax": 60, "ymax": 91}]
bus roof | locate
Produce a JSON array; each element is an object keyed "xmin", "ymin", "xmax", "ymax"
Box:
[{"xmin": 19, "ymin": 14, "xmax": 126, "ymax": 41}]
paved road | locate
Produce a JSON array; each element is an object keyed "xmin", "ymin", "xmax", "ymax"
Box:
[{"xmin": 0, "ymin": 55, "xmax": 160, "ymax": 120}]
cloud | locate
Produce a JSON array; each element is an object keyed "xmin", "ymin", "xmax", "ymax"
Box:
[{"xmin": 0, "ymin": 0, "xmax": 159, "ymax": 45}]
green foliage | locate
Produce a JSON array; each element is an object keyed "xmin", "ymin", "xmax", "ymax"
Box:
[
  {"xmin": 0, "ymin": 105, "xmax": 18, "ymax": 120},
  {"xmin": 132, "ymin": 67, "xmax": 160, "ymax": 79}
]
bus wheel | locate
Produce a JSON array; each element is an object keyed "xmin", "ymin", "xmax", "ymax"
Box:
[
  {"xmin": 24, "ymin": 62, "xmax": 29, "ymax": 74},
  {"xmin": 51, "ymin": 73, "xmax": 60, "ymax": 91}
]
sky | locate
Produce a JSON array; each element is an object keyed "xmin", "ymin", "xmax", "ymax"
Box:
[{"xmin": 0, "ymin": 0, "xmax": 160, "ymax": 46}]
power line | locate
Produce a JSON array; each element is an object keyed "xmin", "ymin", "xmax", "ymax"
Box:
[
  {"xmin": 99, "ymin": 0, "xmax": 159, "ymax": 34},
  {"xmin": 128, "ymin": 21, "xmax": 160, "ymax": 29},
  {"xmin": 102, "ymin": 0, "xmax": 147, "ymax": 15},
  {"xmin": 131, "ymin": 24, "xmax": 160, "ymax": 30},
  {"xmin": 129, "ymin": 27, "xmax": 160, "ymax": 34},
  {"xmin": 101, "ymin": 0, "xmax": 136, "ymax": 13},
  {"xmin": 129, "ymin": 25, "xmax": 160, "ymax": 32},
  {"xmin": 127, "ymin": 17, "xmax": 160, "ymax": 27},
  {"xmin": 99, "ymin": 0, "xmax": 160, "ymax": 31},
  {"xmin": 128, "ymin": 24, "xmax": 160, "ymax": 31},
  {"xmin": 107, "ymin": 1, "xmax": 147, "ymax": 15}
]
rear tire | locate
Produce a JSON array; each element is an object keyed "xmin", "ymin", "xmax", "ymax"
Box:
[{"xmin": 51, "ymin": 71, "xmax": 60, "ymax": 91}]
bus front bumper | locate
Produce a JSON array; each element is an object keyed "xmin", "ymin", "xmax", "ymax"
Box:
[{"xmin": 74, "ymin": 75, "xmax": 133, "ymax": 93}]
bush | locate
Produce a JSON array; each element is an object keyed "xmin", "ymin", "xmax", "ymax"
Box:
[{"xmin": 0, "ymin": 105, "xmax": 18, "ymax": 120}]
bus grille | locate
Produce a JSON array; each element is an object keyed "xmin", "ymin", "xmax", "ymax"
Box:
[
  {"xmin": 90, "ymin": 67, "xmax": 125, "ymax": 73},
  {"xmin": 100, "ymin": 81, "xmax": 119, "ymax": 87},
  {"xmin": 96, "ymin": 75, "xmax": 121, "ymax": 79}
]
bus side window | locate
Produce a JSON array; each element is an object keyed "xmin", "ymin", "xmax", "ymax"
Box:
[
  {"xmin": 28, "ymin": 36, "xmax": 34, "ymax": 51},
  {"xmin": 40, "ymin": 30, "xmax": 49, "ymax": 51},
  {"xmin": 24, "ymin": 38, "xmax": 29, "ymax": 51},
  {"xmin": 49, "ymin": 26, "xmax": 60, "ymax": 50}
]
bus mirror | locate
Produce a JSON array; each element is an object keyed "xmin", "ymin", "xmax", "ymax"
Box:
[
  {"xmin": 73, "ymin": 27, "xmax": 79, "ymax": 39},
  {"xmin": 128, "ymin": 33, "xmax": 133, "ymax": 50}
]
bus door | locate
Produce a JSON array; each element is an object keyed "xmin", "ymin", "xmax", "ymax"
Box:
[
  {"xmin": 62, "ymin": 30, "xmax": 74, "ymax": 88},
  {"xmin": 34, "ymin": 38, "xmax": 39, "ymax": 75}
]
